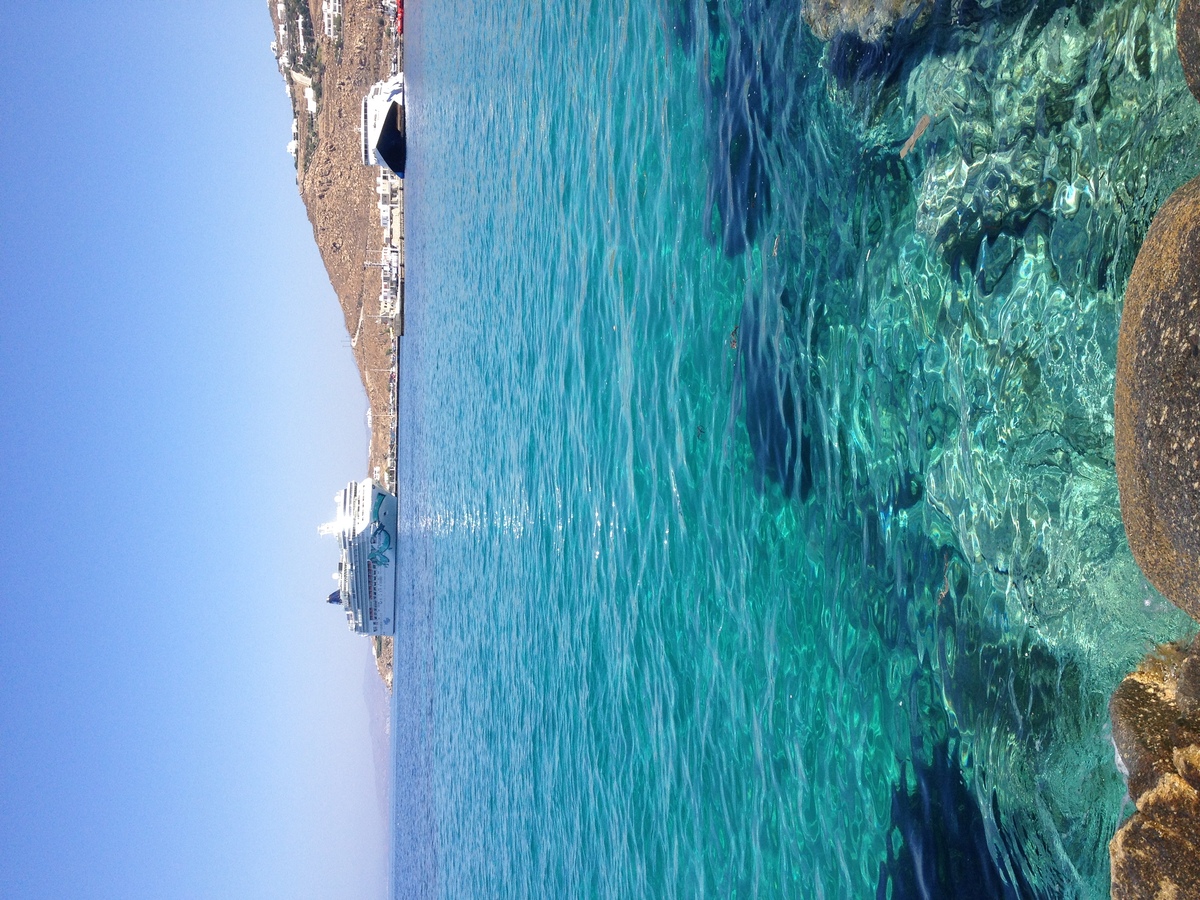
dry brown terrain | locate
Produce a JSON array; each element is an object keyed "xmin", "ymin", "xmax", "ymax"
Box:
[{"xmin": 269, "ymin": 0, "xmax": 399, "ymax": 687}]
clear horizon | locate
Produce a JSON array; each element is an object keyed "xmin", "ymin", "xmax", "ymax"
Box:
[{"xmin": 1, "ymin": 4, "xmax": 389, "ymax": 898}]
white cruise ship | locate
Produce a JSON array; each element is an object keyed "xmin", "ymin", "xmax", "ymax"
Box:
[
  {"xmin": 361, "ymin": 74, "xmax": 406, "ymax": 176},
  {"xmin": 320, "ymin": 479, "xmax": 398, "ymax": 635}
]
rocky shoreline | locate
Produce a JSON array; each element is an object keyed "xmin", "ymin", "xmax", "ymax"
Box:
[{"xmin": 1108, "ymin": 638, "xmax": 1200, "ymax": 898}]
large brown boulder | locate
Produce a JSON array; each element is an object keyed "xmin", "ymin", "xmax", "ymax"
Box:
[
  {"xmin": 1181, "ymin": 0, "xmax": 1200, "ymax": 104},
  {"xmin": 1109, "ymin": 639, "xmax": 1200, "ymax": 900},
  {"xmin": 1115, "ymin": 173, "xmax": 1200, "ymax": 624},
  {"xmin": 1107, "ymin": 5, "xmax": 1200, "ymax": 896},
  {"xmin": 1111, "ymin": 641, "xmax": 1200, "ymax": 800}
]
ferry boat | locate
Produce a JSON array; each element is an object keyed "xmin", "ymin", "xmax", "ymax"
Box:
[
  {"xmin": 320, "ymin": 478, "xmax": 398, "ymax": 635},
  {"xmin": 361, "ymin": 74, "xmax": 406, "ymax": 176}
]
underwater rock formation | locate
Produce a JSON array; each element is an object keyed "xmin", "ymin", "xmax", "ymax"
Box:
[
  {"xmin": 737, "ymin": 289, "xmax": 815, "ymax": 498},
  {"xmin": 802, "ymin": 0, "xmax": 929, "ymax": 43},
  {"xmin": 902, "ymin": 4, "xmax": 1120, "ymax": 273},
  {"xmin": 732, "ymin": 0, "xmax": 1200, "ymax": 891},
  {"xmin": 813, "ymin": 0, "xmax": 1200, "ymax": 280},
  {"xmin": 705, "ymin": 25, "xmax": 773, "ymax": 256},
  {"xmin": 1109, "ymin": 638, "xmax": 1200, "ymax": 900},
  {"xmin": 914, "ymin": 148, "xmax": 1050, "ymax": 273},
  {"xmin": 1181, "ymin": 0, "xmax": 1200, "ymax": 103},
  {"xmin": 1114, "ymin": 173, "xmax": 1200, "ymax": 624}
]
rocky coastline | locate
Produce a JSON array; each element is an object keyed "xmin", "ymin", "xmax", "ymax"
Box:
[{"xmin": 1108, "ymin": 638, "xmax": 1200, "ymax": 898}]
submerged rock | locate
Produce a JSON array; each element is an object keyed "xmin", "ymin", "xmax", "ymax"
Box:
[
  {"xmin": 877, "ymin": 743, "xmax": 1037, "ymax": 900},
  {"xmin": 705, "ymin": 27, "xmax": 773, "ymax": 257},
  {"xmin": 914, "ymin": 147, "xmax": 1050, "ymax": 273},
  {"xmin": 737, "ymin": 289, "xmax": 816, "ymax": 499},
  {"xmin": 1109, "ymin": 638, "xmax": 1200, "ymax": 900},
  {"xmin": 1114, "ymin": 173, "xmax": 1200, "ymax": 624},
  {"xmin": 822, "ymin": 0, "xmax": 1200, "ymax": 278},
  {"xmin": 1111, "ymin": 640, "xmax": 1200, "ymax": 801},
  {"xmin": 802, "ymin": 0, "xmax": 930, "ymax": 44}
]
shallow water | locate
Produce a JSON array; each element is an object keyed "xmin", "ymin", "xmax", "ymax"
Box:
[{"xmin": 391, "ymin": 0, "xmax": 1200, "ymax": 896}]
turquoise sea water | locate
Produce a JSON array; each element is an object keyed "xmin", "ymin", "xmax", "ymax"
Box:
[{"xmin": 391, "ymin": 0, "xmax": 1200, "ymax": 896}]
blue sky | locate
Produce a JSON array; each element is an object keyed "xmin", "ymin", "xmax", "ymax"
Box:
[{"xmin": 1, "ymin": 3, "xmax": 389, "ymax": 897}]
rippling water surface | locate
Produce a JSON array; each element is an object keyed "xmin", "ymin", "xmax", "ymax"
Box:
[{"xmin": 391, "ymin": 0, "xmax": 1200, "ymax": 896}]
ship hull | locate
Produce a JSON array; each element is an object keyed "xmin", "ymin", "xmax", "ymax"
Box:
[
  {"xmin": 362, "ymin": 486, "xmax": 398, "ymax": 635},
  {"xmin": 322, "ymin": 478, "xmax": 400, "ymax": 636}
]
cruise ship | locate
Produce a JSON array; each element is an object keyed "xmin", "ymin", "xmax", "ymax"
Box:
[
  {"xmin": 320, "ymin": 479, "xmax": 398, "ymax": 635},
  {"xmin": 361, "ymin": 74, "xmax": 406, "ymax": 176}
]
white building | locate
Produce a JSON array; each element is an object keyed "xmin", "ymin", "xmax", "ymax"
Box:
[{"xmin": 322, "ymin": 0, "xmax": 343, "ymax": 38}]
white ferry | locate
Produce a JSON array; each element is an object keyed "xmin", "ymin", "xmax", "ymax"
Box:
[
  {"xmin": 361, "ymin": 74, "xmax": 406, "ymax": 176},
  {"xmin": 320, "ymin": 479, "xmax": 398, "ymax": 635}
]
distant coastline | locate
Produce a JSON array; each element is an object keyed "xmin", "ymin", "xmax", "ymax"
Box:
[{"xmin": 269, "ymin": 0, "xmax": 403, "ymax": 688}]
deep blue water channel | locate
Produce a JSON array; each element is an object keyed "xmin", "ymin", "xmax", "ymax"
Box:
[{"xmin": 389, "ymin": 0, "xmax": 1200, "ymax": 896}]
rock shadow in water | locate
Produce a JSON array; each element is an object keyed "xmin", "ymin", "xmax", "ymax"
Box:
[
  {"xmin": 878, "ymin": 744, "xmax": 1040, "ymax": 900},
  {"xmin": 662, "ymin": 0, "xmax": 721, "ymax": 57},
  {"xmin": 704, "ymin": 20, "xmax": 773, "ymax": 256},
  {"xmin": 736, "ymin": 288, "xmax": 819, "ymax": 499}
]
